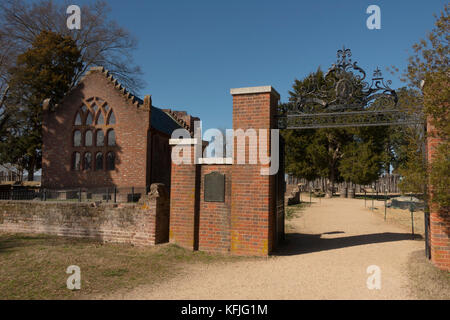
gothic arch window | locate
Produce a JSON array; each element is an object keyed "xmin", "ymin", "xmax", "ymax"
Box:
[
  {"xmin": 107, "ymin": 110, "xmax": 116, "ymax": 125},
  {"xmin": 95, "ymin": 152, "xmax": 103, "ymax": 170},
  {"xmin": 96, "ymin": 129, "xmax": 104, "ymax": 146},
  {"xmin": 84, "ymin": 152, "xmax": 92, "ymax": 171},
  {"xmin": 74, "ymin": 112, "xmax": 82, "ymax": 125},
  {"xmin": 107, "ymin": 129, "xmax": 116, "ymax": 146},
  {"xmin": 86, "ymin": 112, "xmax": 93, "ymax": 125},
  {"xmin": 106, "ymin": 152, "xmax": 115, "ymax": 171},
  {"xmin": 72, "ymin": 152, "xmax": 81, "ymax": 171},
  {"xmin": 85, "ymin": 130, "xmax": 93, "ymax": 146},
  {"xmin": 97, "ymin": 112, "xmax": 105, "ymax": 125},
  {"xmin": 71, "ymin": 97, "xmax": 117, "ymax": 173},
  {"xmin": 73, "ymin": 130, "xmax": 81, "ymax": 147}
]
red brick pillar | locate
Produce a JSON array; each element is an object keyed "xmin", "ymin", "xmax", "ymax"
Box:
[
  {"xmin": 427, "ymin": 119, "xmax": 450, "ymax": 271},
  {"xmin": 168, "ymin": 139, "xmax": 201, "ymax": 250},
  {"xmin": 230, "ymin": 86, "xmax": 280, "ymax": 256}
]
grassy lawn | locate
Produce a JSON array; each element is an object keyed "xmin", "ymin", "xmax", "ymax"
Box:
[{"xmin": 0, "ymin": 233, "xmax": 245, "ymax": 300}]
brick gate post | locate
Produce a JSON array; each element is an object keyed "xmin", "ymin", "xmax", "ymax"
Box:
[
  {"xmin": 168, "ymin": 139, "xmax": 201, "ymax": 250},
  {"xmin": 230, "ymin": 86, "xmax": 280, "ymax": 256},
  {"xmin": 427, "ymin": 119, "xmax": 450, "ymax": 271}
]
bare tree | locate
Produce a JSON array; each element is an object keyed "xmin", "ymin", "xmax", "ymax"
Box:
[{"xmin": 0, "ymin": 0, "xmax": 144, "ymax": 95}]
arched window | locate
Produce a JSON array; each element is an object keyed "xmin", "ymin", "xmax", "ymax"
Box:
[
  {"xmin": 75, "ymin": 112, "xmax": 82, "ymax": 125},
  {"xmin": 85, "ymin": 130, "xmax": 93, "ymax": 146},
  {"xmin": 71, "ymin": 99, "xmax": 117, "ymax": 173},
  {"xmin": 97, "ymin": 112, "xmax": 105, "ymax": 125},
  {"xmin": 73, "ymin": 130, "xmax": 81, "ymax": 147},
  {"xmin": 84, "ymin": 152, "xmax": 92, "ymax": 171},
  {"xmin": 107, "ymin": 111, "xmax": 116, "ymax": 125},
  {"xmin": 96, "ymin": 130, "xmax": 104, "ymax": 146},
  {"xmin": 106, "ymin": 152, "xmax": 115, "ymax": 171},
  {"xmin": 86, "ymin": 113, "xmax": 93, "ymax": 125},
  {"xmin": 72, "ymin": 152, "xmax": 81, "ymax": 171},
  {"xmin": 107, "ymin": 129, "xmax": 116, "ymax": 146},
  {"xmin": 96, "ymin": 152, "xmax": 104, "ymax": 170}
]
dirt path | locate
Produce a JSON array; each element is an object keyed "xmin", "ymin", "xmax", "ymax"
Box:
[{"xmin": 104, "ymin": 197, "xmax": 424, "ymax": 299}]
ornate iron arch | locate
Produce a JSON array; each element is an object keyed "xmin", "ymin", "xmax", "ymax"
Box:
[{"xmin": 278, "ymin": 47, "xmax": 423, "ymax": 129}]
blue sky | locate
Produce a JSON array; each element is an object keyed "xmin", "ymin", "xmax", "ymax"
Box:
[{"xmin": 74, "ymin": 0, "xmax": 446, "ymax": 130}]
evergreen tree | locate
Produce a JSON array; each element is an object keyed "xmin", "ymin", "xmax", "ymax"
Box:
[
  {"xmin": 400, "ymin": 4, "xmax": 449, "ymax": 208},
  {"xmin": 0, "ymin": 31, "xmax": 82, "ymax": 180},
  {"xmin": 281, "ymin": 69, "xmax": 387, "ymax": 195}
]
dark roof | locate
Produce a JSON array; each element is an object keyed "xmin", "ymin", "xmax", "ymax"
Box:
[
  {"xmin": 130, "ymin": 96, "xmax": 184, "ymax": 136},
  {"xmin": 151, "ymin": 106, "xmax": 183, "ymax": 136}
]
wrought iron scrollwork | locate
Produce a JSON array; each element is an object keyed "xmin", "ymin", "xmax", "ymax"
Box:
[{"xmin": 278, "ymin": 47, "xmax": 421, "ymax": 129}]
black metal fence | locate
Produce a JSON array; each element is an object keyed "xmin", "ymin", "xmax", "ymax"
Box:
[{"xmin": 0, "ymin": 186, "xmax": 148, "ymax": 203}]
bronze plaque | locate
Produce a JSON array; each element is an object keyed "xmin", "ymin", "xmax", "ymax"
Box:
[{"xmin": 204, "ymin": 172, "xmax": 225, "ymax": 202}]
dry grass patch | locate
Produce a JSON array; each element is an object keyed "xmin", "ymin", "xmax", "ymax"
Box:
[
  {"xmin": 368, "ymin": 202, "xmax": 425, "ymax": 237},
  {"xmin": 0, "ymin": 233, "xmax": 246, "ymax": 300},
  {"xmin": 406, "ymin": 250, "xmax": 450, "ymax": 299}
]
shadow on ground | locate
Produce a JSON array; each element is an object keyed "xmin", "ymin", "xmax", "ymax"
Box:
[{"xmin": 274, "ymin": 231, "xmax": 423, "ymax": 256}]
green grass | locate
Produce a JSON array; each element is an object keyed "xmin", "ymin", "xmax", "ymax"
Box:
[{"xmin": 0, "ymin": 233, "xmax": 246, "ymax": 299}]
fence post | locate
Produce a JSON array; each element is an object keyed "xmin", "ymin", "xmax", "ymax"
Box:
[
  {"xmin": 131, "ymin": 186, "xmax": 134, "ymax": 203},
  {"xmin": 371, "ymin": 189, "xmax": 374, "ymax": 211},
  {"xmin": 78, "ymin": 188, "xmax": 81, "ymax": 202},
  {"xmin": 106, "ymin": 188, "xmax": 109, "ymax": 203},
  {"xmin": 114, "ymin": 187, "xmax": 117, "ymax": 203},
  {"xmin": 410, "ymin": 195, "xmax": 415, "ymax": 239},
  {"xmin": 384, "ymin": 187, "xmax": 387, "ymax": 221},
  {"xmin": 43, "ymin": 188, "xmax": 47, "ymax": 201},
  {"xmin": 364, "ymin": 190, "xmax": 367, "ymax": 208}
]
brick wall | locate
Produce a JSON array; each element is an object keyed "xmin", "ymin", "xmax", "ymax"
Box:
[
  {"xmin": 0, "ymin": 184, "xmax": 169, "ymax": 246},
  {"xmin": 427, "ymin": 119, "xmax": 450, "ymax": 271},
  {"xmin": 230, "ymin": 87, "xmax": 279, "ymax": 256},
  {"xmin": 199, "ymin": 165, "xmax": 232, "ymax": 253}
]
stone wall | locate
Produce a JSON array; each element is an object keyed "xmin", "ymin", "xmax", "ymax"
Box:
[{"xmin": 0, "ymin": 184, "xmax": 170, "ymax": 246}]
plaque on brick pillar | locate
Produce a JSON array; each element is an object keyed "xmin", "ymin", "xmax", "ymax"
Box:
[{"xmin": 204, "ymin": 172, "xmax": 225, "ymax": 202}]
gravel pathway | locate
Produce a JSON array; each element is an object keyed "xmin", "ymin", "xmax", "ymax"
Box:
[{"xmin": 105, "ymin": 197, "xmax": 424, "ymax": 299}]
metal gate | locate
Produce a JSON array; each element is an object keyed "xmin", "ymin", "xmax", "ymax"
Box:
[
  {"xmin": 274, "ymin": 135, "xmax": 285, "ymax": 247},
  {"xmin": 276, "ymin": 47, "xmax": 429, "ymax": 257}
]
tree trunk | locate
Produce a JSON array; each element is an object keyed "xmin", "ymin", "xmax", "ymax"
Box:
[{"xmin": 27, "ymin": 156, "xmax": 35, "ymax": 182}]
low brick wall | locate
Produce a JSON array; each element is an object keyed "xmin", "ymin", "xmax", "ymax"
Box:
[{"xmin": 0, "ymin": 184, "xmax": 169, "ymax": 246}]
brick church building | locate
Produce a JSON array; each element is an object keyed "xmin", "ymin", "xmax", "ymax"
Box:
[{"xmin": 42, "ymin": 66, "xmax": 198, "ymax": 191}]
